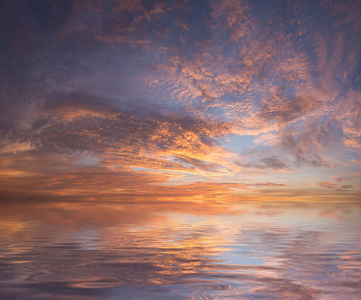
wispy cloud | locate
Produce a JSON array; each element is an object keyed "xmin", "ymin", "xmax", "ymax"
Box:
[{"xmin": 317, "ymin": 181, "xmax": 353, "ymax": 192}]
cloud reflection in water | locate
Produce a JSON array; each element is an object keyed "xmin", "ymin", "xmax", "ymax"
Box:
[{"xmin": 0, "ymin": 201, "xmax": 360, "ymax": 299}]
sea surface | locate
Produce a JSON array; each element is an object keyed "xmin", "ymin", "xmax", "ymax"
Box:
[{"xmin": 0, "ymin": 200, "xmax": 360, "ymax": 299}]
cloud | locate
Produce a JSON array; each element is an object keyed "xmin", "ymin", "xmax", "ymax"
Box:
[
  {"xmin": 279, "ymin": 127, "xmax": 337, "ymax": 168},
  {"xmin": 0, "ymin": 162, "xmax": 250, "ymax": 202},
  {"xmin": 259, "ymin": 90, "xmax": 322, "ymax": 127},
  {"xmin": 253, "ymin": 182, "xmax": 286, "ymax": 187},
  {"xmin": 1, "ymin": 90, "xmax": 239, "ymax": 175},
  {"xmin": 337, "ymin": 91, "xmax": 361, "ymax": 150},
  {"xmin": 335, "ymin": 176, "xmax": 353, "ymax": 182},
  {"xmin": 0, "ymin": 0, "xmax": 360, "ymax": 202},
  {"xmin": 236, "ymin": 155, "xmax": 292, "ymax": 173},
  {"xmin": 260, "ymin": 157, "xmax": 288, "ymax": 170},
  {"xmin": 317, "ymin": 181, "xmax": 353, "ymax": 192}
]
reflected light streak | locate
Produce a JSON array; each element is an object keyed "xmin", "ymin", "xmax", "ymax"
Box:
[{"xmin": 0, "ymin": 201, "xmax": 360, "ymax": 299}]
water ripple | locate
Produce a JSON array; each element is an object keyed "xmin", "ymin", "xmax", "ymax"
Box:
[{"xmin": 0, "ymin": 201, "xmax": 360, "ymax": 299}]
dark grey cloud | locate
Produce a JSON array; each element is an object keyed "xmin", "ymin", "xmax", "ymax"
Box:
[
  {"xmin": 317, "ymin": 181, "xmax": 353, "ymax": 192},
  {"xmin": 237, "ymin": 155, "xmax": 291, "ymax": 171},
  {"xmin": 260, "ymin": 157, "xmax": 289, "ymax": 170},
  {"xmin": 279, "ymin": 130, "xmax": 335, "ymax": 168},
  {"xmin": 335, "ymin": 176, "xmax": 353, "ymax": 182}
]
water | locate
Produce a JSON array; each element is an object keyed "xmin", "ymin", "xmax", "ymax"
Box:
[{"xmin": 0, "ymin": 200, "xmax": 360, "ymax": 299}]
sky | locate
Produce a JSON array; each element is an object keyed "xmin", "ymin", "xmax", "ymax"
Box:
[{"xmin": 0, "ymin": 0, "xmax": 360, "ymax": 203}]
